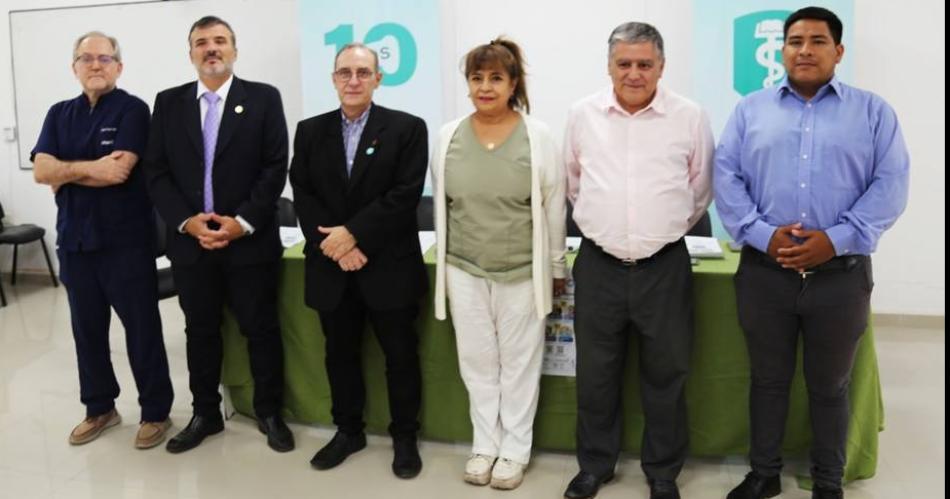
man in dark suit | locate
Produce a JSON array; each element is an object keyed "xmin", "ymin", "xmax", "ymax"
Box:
[
  {"xmin": 289, "ymin": 43, "xmax": 428, "ymax": 479},
  {"xmin": 144, "ymin": 16, "xmax": 293, "ymax": 454}
]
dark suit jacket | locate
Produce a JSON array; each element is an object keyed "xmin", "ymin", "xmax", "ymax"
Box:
[
  {"xmin": 144, "ymin": 77, "xmax": 288, "ymax": 266},
  {"xmin": 289, "ymin": 104, "xmax": 429, "ymax": 312}
]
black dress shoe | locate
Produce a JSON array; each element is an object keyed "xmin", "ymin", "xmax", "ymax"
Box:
[
  {"xmin": 649, "ymin": 479, "xmax": 681, "ymax": 499},
  {"xmin": 310, "ymin": 432, "xmax": 366, "ymax": 470},
  {"xmin": 727, "ymin": 471, "xmax": 781, "ymax": 499},
  {"xmin": 165, "ymin": 414, "xmax": 224, "ymax": 454},
  {"xmin": 392, "ymin": 436, "xmax": 422, "ymax": 479},
  {"xmin": 257, "ymin": 415, "xmax": 294, "ymax": 452},
  {"xmin": 812, "ymin": 485, "xmax": 844, "ymax": 499},
  {"xmin": 564, "ymin": 470, "xmax": 615, "ymax": 499}
]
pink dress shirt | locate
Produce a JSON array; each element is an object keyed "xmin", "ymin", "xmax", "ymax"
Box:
[{"xmin": 565, "ymin": 85, "xmax": 713, "ymax": 260}]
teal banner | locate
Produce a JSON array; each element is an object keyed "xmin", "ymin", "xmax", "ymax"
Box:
[{"xmin": 299, "ymin": 0, "xmax": 441, "ymax": 130}]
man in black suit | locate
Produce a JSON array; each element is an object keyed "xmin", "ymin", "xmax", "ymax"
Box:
[
  {"xmin": 289, "ymin": 43, "xmax": 428, "ymax": 479},
  {"xmin": 144, "ymin": 16, "xmax": 293, "ymax": 454}
]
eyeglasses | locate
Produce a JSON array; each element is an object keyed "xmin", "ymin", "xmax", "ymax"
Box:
[
  {"xmin": 74, "ymin": 54, "xmax": 118, "ymax": 66},
  {"xmin": 333, "ymin": 68, "xmax": 375, "ymax": 82}
]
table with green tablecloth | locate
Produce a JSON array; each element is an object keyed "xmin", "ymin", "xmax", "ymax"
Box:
[{"xmin": 220, "ymin": 242, "xmax": 882, "ymax": 483}]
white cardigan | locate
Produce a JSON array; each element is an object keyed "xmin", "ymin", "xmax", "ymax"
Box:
[{"xmin": 432, "ymin": 113, "xmax": 566, "ymax": 320}]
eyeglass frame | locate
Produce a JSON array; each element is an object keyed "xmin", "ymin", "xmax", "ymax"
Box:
[
  {"xmin": 332, "ymin": 67, "xmax": 377, "ymax": 82},
  {"xmin": 74, "ymin": 53, "xmax": 119, "ymax": 66}
]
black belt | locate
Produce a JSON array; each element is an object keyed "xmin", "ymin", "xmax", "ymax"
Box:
[
  {"xmin": 581, "ymin": 237, "xmax": 684, "ymax": 267},
  {"xmin": 741, "ymin": 246, "xmax": 867, "ymax": 274}
]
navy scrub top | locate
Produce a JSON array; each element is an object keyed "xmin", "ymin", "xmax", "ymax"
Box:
[{"xmin": 32, "ymin": 88, "xmax": 153, "ymax": 252}]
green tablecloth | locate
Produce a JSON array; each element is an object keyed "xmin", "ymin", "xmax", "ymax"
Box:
[{"xmin": 221, "ymin": 242, "xmax": 882, "ymax": 482}]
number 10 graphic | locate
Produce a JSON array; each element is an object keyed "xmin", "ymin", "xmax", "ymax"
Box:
[{"xmin": 325, "ymin": 23, "xmax": 418, "ymax": 86}]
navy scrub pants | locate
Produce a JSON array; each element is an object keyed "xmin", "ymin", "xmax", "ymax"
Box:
[{"xmin": 59, "ymin": 245, "xmax": 173, "ymax": 422}]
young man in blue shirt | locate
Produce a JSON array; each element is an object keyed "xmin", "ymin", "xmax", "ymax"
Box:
[{"xmin": 715, "ymin": 7, "xmax": 910, "ymax": 499}]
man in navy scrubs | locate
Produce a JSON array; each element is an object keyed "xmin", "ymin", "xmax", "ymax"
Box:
[{"xmin": 32, "ymin": 31, "xmax": 174, "ymax": 449}]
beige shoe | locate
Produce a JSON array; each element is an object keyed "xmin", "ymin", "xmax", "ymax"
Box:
[
  {"xmin": 135, "ymin": 419, "xmax": 172, "ymax": 449},
  {"xmin": 464, "ymin": 454, "xmax": 496, "ymax": 485},
  {"xmin": 69, "ymin": 409, "xmax": 121, "ymax": 445},
  {"xmin": 490, "ymin": 458, "xmax": 525, "ymax": 490}
]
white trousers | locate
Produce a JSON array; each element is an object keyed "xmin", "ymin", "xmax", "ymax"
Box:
[{"xmin": 446, "ymin": 264, "xmax": 545, "ymax": 464}]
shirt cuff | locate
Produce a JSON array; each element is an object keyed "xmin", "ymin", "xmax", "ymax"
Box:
[
  {"xmin": 745, "ymin": 219, "xmax": 777, "ymax": 254},
  {"xmin": 824, "ymin": 223, "xmax": 857, "ymax": 256},
  {"xmin": 236, "ymin": 215, "xmax": 255, "ymax": 235},
  {"xmin": 177, "ymin": 218, "xmax": 189, "ymax": 234}
]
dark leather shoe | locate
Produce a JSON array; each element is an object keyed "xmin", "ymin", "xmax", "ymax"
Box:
[
  {"xmin": 257, "ymin": 415, "xmax": 294, "ymax": 453},
  {"xmin": 564, "ymin": 470, "xmax": 614, "ymax": 499},
  {"xmin": 727, "ymin": 471, "xmax": 781, "ymax": 499},
  {"xmin": 812, "ymin": 485, "xmax": 844, "ymax": 499},
  {"xmin": 392, "ymin": 436, "xmax": 422, "ymax": 479},
  {"xmin": 649, "ymin": 479, "xmax": 681, "ymax": 499},
  {"xmin": 165, "ymin": 414, "xmax": 224, "ymax": 454},
  {"xmin": 310, "ymin": 432, "xmax": 366, "ymax": 470}
]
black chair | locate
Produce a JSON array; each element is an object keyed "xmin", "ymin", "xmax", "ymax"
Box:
[
  {"xmin": 0, "ymin": 200, "xmax": 58, "ymax": 306},
  {"xmin": 277, "ymin": 196, "xmax": 297, "ymax": 227},
  {"xmin": 417, "ymin": 195, "xmax": 434, "ymax": 231},
  {"xmin": 565, "ymin": 202, "xmax": 582, "ymax": 238},
  {"xmin": 153, "ymin": 209, "xmax": 177, "ymax": 300},
  {"xmin": 687, "ymin": 211, "xmax": 713, "ymax": 237}
]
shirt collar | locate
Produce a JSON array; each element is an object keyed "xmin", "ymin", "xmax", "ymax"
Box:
[
  {"xmin": 598, "ymin": 85, "xmax": 667, "ymax": 116},
  {"xmin": 778, "ymin": 75, "xmax": 843, "ymax": 102},
  {"xmin": 196, "ymin": 75, "xmax": 234, "ymax": 103},
  {"xmin": 79, "ymin": 87, "xmax": 119, "ymax": 109},
  {"xmin": 341, "ymin": 103, "xmax": 372, "ymax": 128}
]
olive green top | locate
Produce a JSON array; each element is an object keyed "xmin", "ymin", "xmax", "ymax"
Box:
[{"xmin": 445, "ymin": 117, "xmax": 533, "ymax": 282}]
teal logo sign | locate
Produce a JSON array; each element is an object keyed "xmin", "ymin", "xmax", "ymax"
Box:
[
  {"xmin": 325, "ymin": 23, "xmax": 418, "ymax": 86},
  {"xmin": 733, "ymin": 10, "xmax": 791, "ymax": 95}
]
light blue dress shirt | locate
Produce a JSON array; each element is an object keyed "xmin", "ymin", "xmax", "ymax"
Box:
[
  {"xmin": 341, "ymin": 105, "xmax": 370, "ymax": 176},
  {"xmin": 714, "ymin": 77, "xmax": 909, "ymax": 256}
]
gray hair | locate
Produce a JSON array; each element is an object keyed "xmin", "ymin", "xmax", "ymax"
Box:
[
  {"xmin": 73, "ymin": 31, "xmax": 121, "ymax": 62},
  {"xmin": 608, "ymin": 22, "xmax": 664, "ymax": 60},
  {"xmin": 334, "ymin": 43, "xmax": 379, "ymax": 72}
]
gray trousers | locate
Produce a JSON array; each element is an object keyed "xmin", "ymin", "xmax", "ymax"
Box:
[
  {"xmin": 735, "ymin": 247, "xmax": 872, "ymax": 489},
  {"xmin": 573, "ymin": 238, "xmax": 693, "ymax": 481}
]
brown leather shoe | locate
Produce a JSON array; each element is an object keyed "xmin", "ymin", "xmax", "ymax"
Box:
[
  {"xmin": 135, "ymin": 419, "xmax": 172, "ymax": 449},
  {"xmin": 69, "ymin": 409, "xmax": 121, "ymax": 445}
]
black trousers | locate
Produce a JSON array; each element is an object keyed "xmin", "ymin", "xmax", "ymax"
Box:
[
  {"xmin": 573, "ymin": 239, "xmax": 693, "ymax": 481},
  {"xmin": 317, "ymin": 276, "xmax": 422, "ymax": 439},
  {"xmin": 735, "ymin": 247, "xmax": 872, "ymax": 489},
  {"xmin": 172, "ymin": 253, "xmax": 284, "ymax": 418},
  {"xmin": 59, "ymin": 245, "xmax": 173, "ymax": 422}
]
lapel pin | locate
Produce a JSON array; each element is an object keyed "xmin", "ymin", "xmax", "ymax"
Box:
[
  {"xmin": 366, "ymin": 139, "xmax": 377, "ymax": 156},
  {"xmin": 234, "ymin": 105, "xmax": 244, "ymax": 114}
]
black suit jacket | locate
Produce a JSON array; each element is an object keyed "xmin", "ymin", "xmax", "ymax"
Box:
[
  {"xmin": 289, "ymin": 104, "xmax": 429, "ymax": 311},
  {"xmin": 144, "ymin": 77, "xmax": 288, "ymax": 266}
]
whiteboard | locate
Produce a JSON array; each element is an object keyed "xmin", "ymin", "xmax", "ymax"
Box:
[{"xmin": 9, "ymin": 0, "xmax": 303, "ymax": 170}]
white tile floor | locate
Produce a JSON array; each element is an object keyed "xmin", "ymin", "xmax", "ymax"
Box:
[{"xmin": 0, "ymin": 275, "xmax": 944, "ymax": 499}]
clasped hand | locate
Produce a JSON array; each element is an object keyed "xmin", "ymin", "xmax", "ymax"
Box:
[
  {"xmin": 767, "ymin": 223, "xmax": 836, "ymax": 273},
  {"xmin": 185, "ymin": 213, "xmax": 245, "ymax": 250},
  {"xmin": 318, "ymin": 225, "xmax": 367, "ymax": 272}
]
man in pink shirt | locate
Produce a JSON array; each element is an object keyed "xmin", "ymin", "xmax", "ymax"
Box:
[{"xmin": 562, "ymin": 22, "xmax": 713, "ymax": 499}]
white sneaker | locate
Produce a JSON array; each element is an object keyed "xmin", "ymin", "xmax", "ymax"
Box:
[
  {"xmin": 464, "ymin": 454, "xmax": 496, "ymax": 485},
  {"xmin": 490, "ymin": 458, "xmax": 525, "ymax": 490}
]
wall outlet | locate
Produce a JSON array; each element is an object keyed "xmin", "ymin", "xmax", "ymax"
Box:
[{"xmin": 3, "ymin": 126, "xmax": 16, "ymax": 142}]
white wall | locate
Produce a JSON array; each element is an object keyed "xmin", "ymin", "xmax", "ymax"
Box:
[
  {"xmin": 850, "ymin": 1, "xmax": 945, "ymax": 316},
  {"xmin": 1, "ymin": 0, "xmax": 944, "ymax": 316}
]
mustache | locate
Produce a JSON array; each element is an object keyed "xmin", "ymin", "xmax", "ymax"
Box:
[{"xmin": 203, "ymin": 52, "xmax": 222, "ymax": 62}]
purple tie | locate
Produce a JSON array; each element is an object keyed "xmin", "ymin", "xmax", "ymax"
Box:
[{"xmin": 201, "ymin": 91, "xmax": 221, "ymax": 213}]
